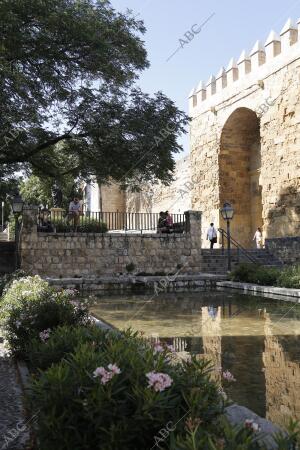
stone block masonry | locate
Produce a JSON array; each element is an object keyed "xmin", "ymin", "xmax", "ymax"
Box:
[
  {"xmin": 189, "ymin": 17, "xmax": 300, "ymax": 248},
  {"xmin": 265, "ymin": 236, "xmax": 300, "ymax": 265},
  {"xmin": 20, "ymin": 207, "xmax": 203, "ymax": 278}
]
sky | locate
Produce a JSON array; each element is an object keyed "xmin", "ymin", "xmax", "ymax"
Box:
[{"xmin": 111, "ymin": 0, "xmax": 300, "ymax": 156}]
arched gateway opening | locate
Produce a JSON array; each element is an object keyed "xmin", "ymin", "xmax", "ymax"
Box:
[{"xmin": 219, "ymin": 108, "xmax": 262, "ymax": 247}]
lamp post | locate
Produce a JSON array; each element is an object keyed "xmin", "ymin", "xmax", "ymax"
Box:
[
  {"xmin": 12, "ymin": 193, "xmax": 24, "ymax": 269},
  {"xmin": 220, "ymin": 202, "xmax": 234, "ymax": 272},
  {"xmin": 1, "ymin": 201, "xmax": 4, "ymax": 232}
]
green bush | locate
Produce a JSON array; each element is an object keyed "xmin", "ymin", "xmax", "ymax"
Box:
[
  {"xmin": 50, "ymin": 217, "xmax": 108, "ymax": 233},
  {"xmin": 0, "ymin": 269, "xmax": 28, "ymax": 297},
  {"xmin": 29, "ymin": 328, "xmax": 226, "ymax": 450},
  {"xmin": 230, "ymin": 263, "xmax": 300, "ymax": 289},
  {"xmin": 277, "ymin": 265, "xmax": 300, "ymax": 289},
  {"xmin": 0, "ymin": 276, "xmax": 90, "ymax": 357},
  {"xmin": 230, "ymin": 263, "xmax": 280, "ymax": 286},
  {"xmin": 27, "ymin": 325, "xmax": 110, "ymax": 371},
  {"xmin": 77, "ymin": 218, "xmax": 108, "ymax": 233},
  {"xmin": 28, "ymin": 327, "xmax": 299, "ymax": 449}
]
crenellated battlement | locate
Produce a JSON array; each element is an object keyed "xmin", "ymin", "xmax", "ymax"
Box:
[{"xmin": 189, "ymin": 17, "xmax": 300, "ymax": 114}]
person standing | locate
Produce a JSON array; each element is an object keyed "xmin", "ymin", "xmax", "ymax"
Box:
[
  {"xmin": 207, "ymin": 223, "xmax": 218, "ymax": 249},
  {"xmin": 68, "ymin": 197, "xmax": 82, "ymax": 229},
  {"xmin": 253, "ymin": 227, "xmax": 263, "ymax": 249}
]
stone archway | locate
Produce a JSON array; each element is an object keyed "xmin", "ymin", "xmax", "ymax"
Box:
[{"xmin": 219, "ymin": 107, "xmax": 262, "ymax": 247}]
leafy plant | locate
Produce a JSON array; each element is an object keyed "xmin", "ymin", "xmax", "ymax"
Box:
[
  {"xmin": 77, "ymin": 218, "xmax": 108, "ymax": 233},
  {"xmin": 0, "ymin": 276, "xmax": 90, "ymax": 357},
  {"xmin": 277, "ymin": 265, "xmax": 300, "ymax": 289},
  {"xmin": 125, "ymin": 262, "xmax": 136, "ymax": 273},
  {"xmin": 29, "ymin": 329, "xmax": 224, "ymax": 450},
  {"xmin": 230, "ymin": 263, "xmax": 280, "ymax": 286}
]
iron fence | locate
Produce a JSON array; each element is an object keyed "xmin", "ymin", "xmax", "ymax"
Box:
[{"xmin": 37, "ymin": 209, "xmax": 187, "ymax": 234}]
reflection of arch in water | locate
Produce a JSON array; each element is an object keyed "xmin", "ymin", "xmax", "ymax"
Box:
[
  {"xmin": 263, "ymin": 314, "xmax": 300, "ymax": 428},
  {"xmin": 201, "ymin": 306, "xmax": 222, "ymax": 382}
]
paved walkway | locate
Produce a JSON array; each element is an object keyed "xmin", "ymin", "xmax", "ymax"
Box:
[{"xmin": 0, "ymin": 338, "xmax": 28, "ymax": 450}]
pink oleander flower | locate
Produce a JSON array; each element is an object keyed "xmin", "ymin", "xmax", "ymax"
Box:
[
  {"xmin": 39, "ymin": 328, "xmax": 51, "ymax": 342},
  {"xmin": 222, "ymin": 370, "xmax": 236, "ymax": 382},
  {"xmin": 244, "ymin": 419, "xmax": 261, "ymax": 432},
  {"xmin": 64, "ymin": 288, "xmax": 78, "ymax": 297},
  {"xmin": 166, "ymin": 344, "xmax": 176, "ymax": 353},
  {"xmin": 153, "ymin": 342, "xmax": 164, "ymax": 354},
  {"xmin": 146, "ymin": 371, "xmax": 173, "ymax": 392},
  {"xmin": 93, "ymin": 364, "xmax": 121, "ymax": 385},
  {"xmin": 107, "ymin": 364, "xmax": 121, "ymax": 374}
]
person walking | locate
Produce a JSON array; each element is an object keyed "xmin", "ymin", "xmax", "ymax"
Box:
[
  {"xmin": 207, "ymin": 223, "xmax": 218, "ymax": 249},
  {"xmin": 253, "ymin": 227, "xmax": 263, "ymax": 249}
]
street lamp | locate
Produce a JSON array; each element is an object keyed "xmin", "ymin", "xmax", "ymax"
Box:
[
  {"xmin": 220, "ymin": 202, "xmax": 234, "ymax": 272},
  {"xmin": 12, "ymin": 193, "xmax": 24, "ymax": 269},
  {"xmin": 12, "ymin": 193, "xmax": 24, "ymax": 215}
]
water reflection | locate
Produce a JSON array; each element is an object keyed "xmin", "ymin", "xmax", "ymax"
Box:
[{"xmin": 91, "ymin": 291, "xmax": 300, "ymax": 428}]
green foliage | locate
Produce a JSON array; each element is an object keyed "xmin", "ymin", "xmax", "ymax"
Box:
[
  {"xmin": 230, "ymin": 263, "xmax": 300, "ymax": 289},
  {"xmin": 277, "ymin": 265, "xmax": 300, "ymax": 289},
  {"xmin": 52, "ymin": 217, "xmax": 108, "ymax": 233},
  {"xmin": 0, "ymin": 269, "xmax": 28, "ymax": 297},
  {"xmin": 77, "ymin": 218, "xmax": 108, "ymax": 233},
  {"xmin": 0, "ymin": 0, "xmax": 188, "ymax": 186},
  {"xmin": 125, "ymin": 262, "xmax": 136, "ymax": 273},
  {"xmin": 27, "ymin": 325, "xmax": 107, "ymax": 372},
  {"xmin": 0, "ymin": 276, "xmax": 89, "ymax": 356},
  {"xmin": 27, "ymin": 326, "xmax": 300, "ymax": 449},
  {"xmin": 29, "ymin": 328, "xmax": 224, "ymax": 450},
  {"xmin": 230, "ymin": 263, "xmax": 280, "ymax": 286},
  {"xmin": 20, "ymin": 172, "xmax": 82, "ymax": 210}
]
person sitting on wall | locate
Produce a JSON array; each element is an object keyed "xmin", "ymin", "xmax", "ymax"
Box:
[
  {"xmin": 67, "ymin": 197, "xmax": 83, "ymax": 229},
  {"xmin": 165, "ymin": 211, "xmax": 173, "ymax": 233},
  {"xmin": 38, "ymin": 208, "xmax": 54, "ymax": 232},
  {"xmin": 157, "ymin": 211, "xmax": 167, "ymax": 233}
]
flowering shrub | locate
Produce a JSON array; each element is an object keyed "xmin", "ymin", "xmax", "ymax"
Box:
[
  {"xmin": 28, "ymin": 328, "xmax": 225, "ymax": 450},
  {"xmin": 0, "ymin": 270, "xmax": 28, "ymax": 296},
  {"xmin": 0, "ymin": 276, "xmax": 90, "ymax": 357}
]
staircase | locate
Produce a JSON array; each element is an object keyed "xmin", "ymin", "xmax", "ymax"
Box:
[
  {"xmin": 201, "ymin": 248, "xmax": 282, "ymax": 274},
  {"xmin": 0, "ymin": 241, "xmax": 15, "ymax": 275},
  {"xmin": 201, "ymin": 228, "xmax": 283, "ymax": 274}
]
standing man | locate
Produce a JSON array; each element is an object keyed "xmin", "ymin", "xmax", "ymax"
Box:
[
  {"xmin": 207, "ymin": 223, "xmax": 218, "ymax": 249},
  {"xmin": 68, "ymin": 197, "xmax": 82, "ymax": 229}
]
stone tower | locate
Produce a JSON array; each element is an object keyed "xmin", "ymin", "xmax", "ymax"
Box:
[{"xmin": 189, "ymin": 18, "xmax": 300, "ymax": 247}]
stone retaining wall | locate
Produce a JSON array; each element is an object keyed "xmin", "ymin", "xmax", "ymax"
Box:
[
  {"xmin": 265, "ymin": 236, "xmax": 300, "ymax": 265},
  {"xmin": 20, "ymin": 208, "xmax": 203, "ymax": 278}
]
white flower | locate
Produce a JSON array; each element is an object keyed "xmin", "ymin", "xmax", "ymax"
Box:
[{"xmin": 244, "ymin": 419, "xmax": 261, "ymax": 432}]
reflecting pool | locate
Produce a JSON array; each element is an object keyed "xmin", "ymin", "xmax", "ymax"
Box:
[{"xmin": 90, "ymin": 290, "xmax": 300, "ymax": 429}]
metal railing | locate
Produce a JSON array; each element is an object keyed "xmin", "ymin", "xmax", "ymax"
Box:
[
  {"xmin": 218, "ymin": 228, "xmax": 259, "ymax": 264},
  {"xmin": 37, "ymin": 209, "xmax": 187, "ymax": 234}
]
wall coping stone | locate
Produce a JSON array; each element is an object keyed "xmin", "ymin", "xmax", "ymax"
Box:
[
  {"xmin": 217, "ymin": 281, "xmax": 300, "ymax": 299},
  {"xmin": 37, "ymin": 232, "xmax": 187, "ymax": 239}
]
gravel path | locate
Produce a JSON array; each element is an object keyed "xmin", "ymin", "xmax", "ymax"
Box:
[{"xmin": 0, "ymin": 338, "xmax": 29, "ymax": 450}]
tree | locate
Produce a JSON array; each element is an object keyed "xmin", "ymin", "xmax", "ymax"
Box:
[
  {"xmin": 0, "ymin": 0, "xmax": 188, "ymax": 188},
  {"xmin": 19, "ymin": 174, "xmax": 80, "ymax": 210}
]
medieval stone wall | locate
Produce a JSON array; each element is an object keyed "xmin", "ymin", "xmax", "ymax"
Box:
[
  {"xmin": 266, "ymin": 236, "xmax": 300, "ymax": 264},
  {"xmin": 126, "ymin": 155, "xmax": 191, "ymax": 215},
  {"xmin": 189, "ymin": 18, "xmax": 300, "ymax": 247},
  {"xmin": 20, "ymin": 208, "xmax": 203, "ymax": 277}
]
